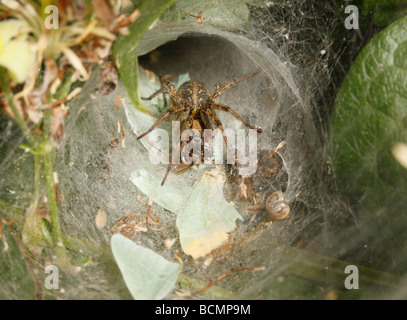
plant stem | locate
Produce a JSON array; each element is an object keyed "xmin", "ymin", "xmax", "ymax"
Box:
[
  {"xmin": 42, "ymin": 109, "xmax": 69, "ymax": 266},
  {"xmin": 33, "ymin": 154, "xmax": 42, "ymax": 201},
  {"xmin": 0, "ymin": 67, "xmax": 35, "ymax": 146},
  {"xmin": 43, "ymin": 148, "xmax": 69, "ymax": 266}
]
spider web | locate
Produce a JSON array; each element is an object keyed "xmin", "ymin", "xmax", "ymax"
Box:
[{"xmin": 1, "ymin": 0, "xmax": 401, "ymax": 300}]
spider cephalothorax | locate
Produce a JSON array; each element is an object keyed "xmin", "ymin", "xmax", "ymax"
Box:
[
  {"xmin": 137, "ymin": 69, "xmax": 263, "ymax": 185},
  {"xmin": 176, "ymin": 81, "xmax": 211, "ymax": 109}
]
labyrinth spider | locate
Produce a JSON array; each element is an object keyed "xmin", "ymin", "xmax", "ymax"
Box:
[{"xmin": 137, "ymin": 69, "xmax": 263, "ymax": 185}]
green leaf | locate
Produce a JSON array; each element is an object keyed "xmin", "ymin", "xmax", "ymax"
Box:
[
  {"xmin": 113, "ymin": 0, "xmax": 174, "ymax": 112},
  {"xmin": 41, "ymin": 218, "xmax": 53, "ymax": 245},
  {"xmin": 0, "ymin": 225, "xmax": 38, "ymax": 299},
  {"xmin": 329, "ymin": 16, "xmax": 407, "ymax": 274},
  {"xmin": 129, "ymin": 169, "xmax": 242, "ymax": 260},
  {"xmin": 54, "ymin": 72, "xmax": 72, "ymax": 101},
  {"xmin": 22, "ymin": 200, "xmax": 48, "ymax": 258},
  {"xmin": 130, "ymin": 169, "xmax": 188, "ymax": 213},
  {"xmin": 110, "ymin": 234, "xmax": 180, "ymax": 300},
  {"xmin": 329, "ymin": 15, "xmax": 407, "ymax": 198},
  {"xmin": 176, "ymin": 171, "xmax": 243, "ymax": 259},
  {"xmin": 159, "ymin": 0, "xmax": 250, "ymax": 29},
  {"xmin": 363, "ymin": 0, "xmax": 407, "ymax": 26}
]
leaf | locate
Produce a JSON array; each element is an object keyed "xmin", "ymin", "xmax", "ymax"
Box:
[
  {"xmin": 111, "ymin": 234, "xmax": 180, "ymax": 300},
  {"xmin": 176, "ymin": 171, "xmax": 243, "ymax": 259},
  {"xmin": 0, "ymin": 224, "xmax": 38, "ymax": 299},
  {"xmin": 21, "ymin": 200, "xmax": 48, "ymax": 258},
  {"xmin": 328, "ymin": 14, "xmax": 407, "ymax": 274},
  {"xmin": 113, "ymin": 0, "xmax": 174, "ymax": 112},
  {"xmin": 54, "ymin": 72, "xmax": 72, "ymax": 101},
  {"xmin": 363, "ymin": 0, "xmax": 407, "ymax": 26},
  {"xmin": 0, "ymin": 19, "xmax": 36, "ymax": 83},
  {"xmin": 159, "ymin": 0, "xmax": 250, "ymax": 29},
  {"xmin": 129, "ymin": 169, "xmax": 243, "ymax": 259},
  {"xmin": 130, "ymin": 169, "xmax": 187, "ymax": 213},
  {"xmin": 329, "ymin": 15, "xmax": 407, "ymax": 197}
]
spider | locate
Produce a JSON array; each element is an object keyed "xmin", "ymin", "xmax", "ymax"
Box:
[{"xmin": 137, "ymin": 69, "xmax": 263, "ymax": 185}]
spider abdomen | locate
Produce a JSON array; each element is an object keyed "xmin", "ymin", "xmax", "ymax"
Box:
[{"xmin": 176, "ymin": 81, "xmax": 211, "ymax": 109}]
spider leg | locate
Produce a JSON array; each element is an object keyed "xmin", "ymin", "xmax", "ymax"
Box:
[
  {"xmin": 137, "ymin": 104, "xmax": 190, "ymax": 140},
  {"xmin": 211, "ymin": 103, "xmax": 263, "ymax": 133},
  {"xmin": 161, "ymin": 141, "xmax": 178, "ymax": 185},
  {"xmin": 214, "ymin": 82, "xmax": 222, "ymax": 90},
  {"xmin": 202, "ymin": 108, "xmax": 239, "ymax": 164},
  {"xmin": 141, "ymin": 86, "xmax": 168, "ymax": 101},
  {"xmin": 161, "ymin": 114, "xmax": 195, "ymax": 185},
  {"xmin": 212, "ymin": 68, "xmax": 260, "ymax": 100},
  {"xmin": 159, "ymin": 75, "xmax": 178, "ymax": 108},
  {"xmin": 161, "ymin": 145, "xmax": 176, "ymax": 186},
  {"xmin": 159, "ymin": 76, "xmax": 168, "ymax": 108},
  {"xmin": 212, "ymin": 82, "xmax": 222, "ymax": 103},
  {"xmin": 160, "ymin": 76, "xmax": 176, "ymax": 92},
  {"xmin": 141, "ymin": 75, "xmax": 176, "ymax": 107},
  {"xmin": 202, "ymin": 109, "xmax": 228, "ymax": 146}
]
